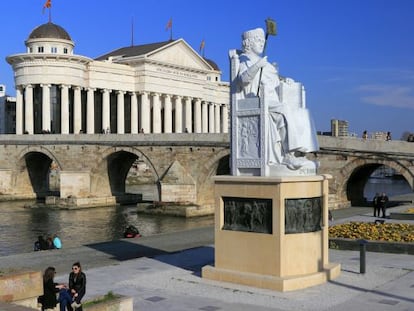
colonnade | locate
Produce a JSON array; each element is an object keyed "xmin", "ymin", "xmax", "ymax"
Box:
[{"xmin": 15, "ymin": 84, "xmax": 229, "ymax": 135}]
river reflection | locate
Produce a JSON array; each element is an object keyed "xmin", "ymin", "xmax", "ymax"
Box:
[{"xmin": 0, "ymin": 201, "xmax": 213, "ymax": 257}]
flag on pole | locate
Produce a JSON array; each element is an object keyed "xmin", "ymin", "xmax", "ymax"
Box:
[
  {"xmin": 166, "ymin": 18, "xmax": 173, "ymax": 40},
  {"xmin": 165, "ymin": 18, "xmax": 172, "ymax": 31},
  {"xmin": 42, "ymin": 0, "xmax": 51, "ymax": 14},
  {"xmin": 199, "ymin": 39, "xmax": 205, "ymax": 54},
  {"xmin": 265, "ymin": 18, "xmax": 277, "ymax": 36}
]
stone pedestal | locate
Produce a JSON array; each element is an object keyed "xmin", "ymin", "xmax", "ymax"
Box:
[{"xmin": 202, "ymin": 174, "xmax": 341, "ymax": 292}]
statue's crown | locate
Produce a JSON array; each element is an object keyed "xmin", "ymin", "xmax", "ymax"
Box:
[{"xmin": 242, "ymin": 28, "xmax": 265, "ymax": 40}]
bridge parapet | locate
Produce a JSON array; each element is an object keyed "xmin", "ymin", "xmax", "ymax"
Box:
[
  {"xmin": 0, "ymin": 133, "xmax": 229, "ymax": 147},
  {"xmin": 318, "ymin": 135, "xmax": 414, "ymax": 158}
]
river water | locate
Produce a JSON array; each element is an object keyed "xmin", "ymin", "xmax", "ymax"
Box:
[
  {"xmin": 364, "ymin": 177, "xmax": 411, "ymax": 200},
  {"xmin": 0, "ymin": 201, "xmax": 214, "ymax": 257},
  {"xmin": 0, "ymin": 178, "xmax": 411, "ymax": 257}
]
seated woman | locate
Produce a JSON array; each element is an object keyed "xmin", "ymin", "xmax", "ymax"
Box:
[
  {"xmin": 38, "ymin": 266, "xmax": 66, "ymax": 311},
  {"xmin": 58, "ymin": 262, "xmax": 86, "ymax": 310}
]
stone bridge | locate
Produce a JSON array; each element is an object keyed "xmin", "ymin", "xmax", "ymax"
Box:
[
  {"xmin": 314, "ymin": 135, "xmax": 414, "ymax": 208},
  {"xmin": 0, "ymin": 134, "xmax": 230, "ymax": 210},
  {"xmin": 0, "ymin": 134, "xmax": 413, "ymax": 210}
]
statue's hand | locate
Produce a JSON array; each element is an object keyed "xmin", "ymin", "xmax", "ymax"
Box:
[{"xmin": 255, "ymin": 56, "xmax": 268, "ymax": 68}]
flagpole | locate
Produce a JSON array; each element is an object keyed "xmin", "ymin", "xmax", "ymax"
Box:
[
  {"xmin": 256, "ymin": 18, "xmax": 277, "ymax": 97},
  {"xmin": 131, "ymin": 17, "xmax": 134, "ymax": 46},
  {"xmin": 170, "ymin": 25, "xmax": 173, "ymax": 41},
  {"xmin": 48, "ymin": 6, "xmax": 52, "ymax": 22},
  {"xmin": 256, "ymin": 32, "xmax": 269, "ymax": 97}
]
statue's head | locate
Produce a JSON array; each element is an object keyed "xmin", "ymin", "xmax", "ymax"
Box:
[{"xmin": 242, "ymin": 28, "xmax": 265, "ymax": 54}]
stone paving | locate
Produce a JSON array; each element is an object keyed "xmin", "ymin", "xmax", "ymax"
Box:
[{"xmin": 1, "ymin": 202, "xmax": 414, "ymax": 310}]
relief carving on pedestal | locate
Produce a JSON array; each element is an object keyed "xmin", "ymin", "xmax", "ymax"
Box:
[
  {"xmin": 223, "ymin": 197, "xmax": 272, "ymax": 234},
  {"xmin": 285, "ymin": 197, "xmax": 322, "ymax": 234}
]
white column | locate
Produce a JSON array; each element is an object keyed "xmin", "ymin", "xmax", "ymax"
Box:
[
  {"xmin": 61, "ymin": 85, "xmax": 69, "ymax": 134},
  {"xmin": 24, "ymin": 84, "xmax": 33, "ymax": 134},
  {"xmin": 222, "ymin": 104, "xmax": 229, "ymax": 133},
  {"xmin": 174, "ymin": 96, "xmax": 182, "ymax": 133},
  {"xmin": 130, "ymin": 92, "xmax": 138, "ymax": 134},
  {"xmin": 102, "ymin": 89, "xmax": 110, "ymax": 132},
  {"xmin": 15, "ymin": 87, "xmax": 23, "ymax": 134},
  {"xmin": 86, "ymin": 88, "xmax": 95, "ymax": 134},
  {"xmin": 152, "ymin": 93, "xmax": 161, "ymax": 133},
  {"xmin": 202, "ymin": 101, "xmax": 208, "ymax": 133},
  {"xmin": 140, "ymin": 92, "xmax": 150, "ymax": 133},
  {"xmin": 184, "ymin": 97, "xmax": 192, "ymax": 133},
  {"xmin": 208, "ymin": 102, "xmax": 215, "ymax": 133},
  {"xmin": 41, "ymin": 84, "xmax": 51, "ymax": 132},
  {"xmin": 215, "ymin": 103, "xmax": 221, "ymax": 133},
  {"xmin": 74, "ymin": 86, "xmax": 82, "ymax": 134},
  {"xmin": 163, "ymin": 94, "xmax": 172, "ymax": 133},
  {"xmin": 117, "ymin": 91, "xmax": 125, "ymax": 134},
  {"xmin": 194, "ymin": 98, "xmax": 202, "ymax": 133}
]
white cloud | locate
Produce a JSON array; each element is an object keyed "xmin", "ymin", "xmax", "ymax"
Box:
[{"xmin": 357, "ymin": 84, "xmax": 414, "ymax": 109}]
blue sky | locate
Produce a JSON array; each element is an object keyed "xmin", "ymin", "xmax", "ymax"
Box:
[{"xmin": 1, "ymin": 0, "xmax": 413, "ymax": 139}]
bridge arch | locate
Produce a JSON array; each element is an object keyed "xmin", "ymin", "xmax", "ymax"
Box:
[
  {"xmin": 89, "ymin": 146, "xmax": 160, "ymax": 201},
  {"xmin": 14, "ymin": 146, "xmax": 62, "ymax": 198},
  {"xmin": 338, "ymin": 157, "xmax": 414, "ymax": 206},
  {"xmin": 196, "ymin": 148, "xmax": 231, "ymax": 207}
]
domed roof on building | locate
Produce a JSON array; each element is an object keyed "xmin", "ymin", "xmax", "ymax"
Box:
[
  {"xmin": 28, "ymin": 22, "xmax": 72, "ymax": 41},
  {"xmin": 203, "ymin": 58, "xmax": 220, "ymax": 71}
]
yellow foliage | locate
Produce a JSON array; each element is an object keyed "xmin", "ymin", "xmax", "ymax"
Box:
[{"xmin": 329, "ymin": 222, "xmax": 414, "ymax": 243}]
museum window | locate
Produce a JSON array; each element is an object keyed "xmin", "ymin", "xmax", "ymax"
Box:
[
  {"xmin": 207, "ymin": 76, "xmax": 211, "ymax": 81},
  {"xmin": 38, "ymin": 46, "xmax": 44, "ymax": 53},
  {"xmin": 51, "ymin": 47, "xmax": 58, "ymax": 53},
  {"xmin": 63, "ymin": 48, "xmax": 68, "ymax": 54}
]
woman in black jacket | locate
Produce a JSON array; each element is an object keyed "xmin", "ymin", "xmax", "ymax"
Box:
[
  {"xmin": 39, "ymin": 266, "xmax": 66, "ymax": 311},
  {"xmin": 69, "ymin": 262, "xmax": 86, "ymax": 310}
]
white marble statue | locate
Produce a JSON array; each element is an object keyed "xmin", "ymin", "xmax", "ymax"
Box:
[{"xmin": 232, "ymin": 27, "xmax": 319, "ymax": 175}]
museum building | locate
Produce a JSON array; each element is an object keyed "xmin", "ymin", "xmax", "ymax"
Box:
[{"xmin": 6, "ymin": 22, "xmax": 229, "ymax": 135}]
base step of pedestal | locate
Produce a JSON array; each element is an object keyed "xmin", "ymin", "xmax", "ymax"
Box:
[{"xmin": 202, "ymin": 262, "xmax": 341, "ymax": 292}]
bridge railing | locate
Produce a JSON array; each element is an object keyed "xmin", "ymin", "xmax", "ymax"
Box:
[
  {"xmin": 0, "ymin": 133, "xmax": 230, "ymax": 147},
  {"xmin": 318, "ymin": 135, "xmax": 414, "ymax": 158}
]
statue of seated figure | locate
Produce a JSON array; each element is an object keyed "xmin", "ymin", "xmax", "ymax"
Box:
[{"xmin": 230, "ymin": 28, "xmax": 319, "ymax": 176}]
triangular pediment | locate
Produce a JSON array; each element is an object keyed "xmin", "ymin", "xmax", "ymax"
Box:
[{"xmin": 147, "ymin": 39, "xmax": 213, "ymax": 71}]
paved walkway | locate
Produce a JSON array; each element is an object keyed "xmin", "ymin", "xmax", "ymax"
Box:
[{"xmin": 1, "ymin": 202, "xmax": 414, "ymax": 311}]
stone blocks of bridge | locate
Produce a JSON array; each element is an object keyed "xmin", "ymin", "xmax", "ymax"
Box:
[{"xmin": 202, "ymin": 174, "xmax": 341, "ymax": 291}]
